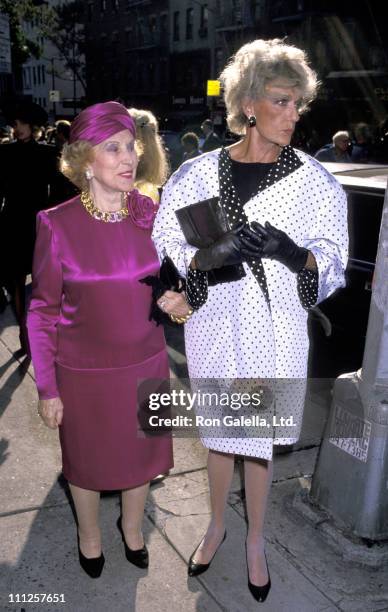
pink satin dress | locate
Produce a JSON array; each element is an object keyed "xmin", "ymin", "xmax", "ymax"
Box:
[{"xmin": 27, "ymin": 194, "xmax": 173, "ymax": 490}]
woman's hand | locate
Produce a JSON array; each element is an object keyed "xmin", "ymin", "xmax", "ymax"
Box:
[
  {"xmin": 157, "ymin": 291, "xmax": 192, "ymax": 317},
  {"xmin": 157, "ymin": 289, "xmax": 192, "ymax": 318},
  {"xmin": 38, "ymin": 397, "xmax": 64, "ymax": 429},
  {"xmin": 194, "ymin": 222, "xmax": 246, "ymax": 271},
  {"xmin": 240, "ymin": 221, "xmax": 309, "ymax": 273}
]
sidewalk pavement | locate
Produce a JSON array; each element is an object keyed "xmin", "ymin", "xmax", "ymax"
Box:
[{"xmin": 1, "ymin": 305, "xmax": 388, "ymax": 612}]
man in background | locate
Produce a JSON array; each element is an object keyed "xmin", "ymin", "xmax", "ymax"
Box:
[
  {"xmin": 315, "ymin": 131, "xmax": 352, "ymax": 162},
  {"xmin": 201, "ymin": 119, "xmax": 221, "ymax": 152}
]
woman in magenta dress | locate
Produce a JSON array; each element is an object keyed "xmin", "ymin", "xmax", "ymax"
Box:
[{"xmin": 27, "ymin": 102, "xmax": 191, "ymax": 578}]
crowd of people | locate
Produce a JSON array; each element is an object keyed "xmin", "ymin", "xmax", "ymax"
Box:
[{"xmin": 0, "ymin": 35, "xmax": 380, "ymax": 603}]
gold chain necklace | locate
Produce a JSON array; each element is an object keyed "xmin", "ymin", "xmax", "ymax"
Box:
[{"xmin": 80, "ymin": 190, "xmax": 129, "ymax": 223}]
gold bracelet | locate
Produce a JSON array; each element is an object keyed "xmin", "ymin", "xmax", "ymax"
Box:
[{"xmin": 170, "ymin": 309, "xmax": 193, "ymax": 324}]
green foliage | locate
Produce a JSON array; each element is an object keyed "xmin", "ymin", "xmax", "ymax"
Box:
[
  {"xmin": 0, "ymin": 0, "xmax": 50, "ymax": 65},
  {"xmin": 0, "ymin": 0, "xmax": 85, "ymax": 86},
  {"xmin": 38, "ymin": 0, "xmax": 86, "ymax": 89}
]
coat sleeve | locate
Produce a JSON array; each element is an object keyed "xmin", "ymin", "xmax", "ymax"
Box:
[
  {"xmin": 301, "ymin": 177, "xmax": 348, "ymax": 305},
  {"xmin": 152, "ymin": 171, "xmax": 198, "ymax": 276},
  {"xmin": 152, "ymin": 167, "xmax": 210, "ymax": 309},
  {"xmin": 27, "ymin": 211, "xmax": 63, "ymax": 400}
]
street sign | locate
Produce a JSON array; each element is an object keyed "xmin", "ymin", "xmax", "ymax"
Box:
[
  {"xmin": 207, "ymin": 80, "xmax": 220, "ymax": 96},
  {"xmin": 49, "ymin": 90, "xmax": 60, "ymax": 102}
]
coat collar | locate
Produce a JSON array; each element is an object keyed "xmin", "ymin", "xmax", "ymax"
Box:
[{"xmin": 220, "ymin": 145, "xmax": 304, "ymax": 197}]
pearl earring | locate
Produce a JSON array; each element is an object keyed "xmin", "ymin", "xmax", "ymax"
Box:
[
  {"xmin": 248, "ymin": 115, "xmax": 257, "ymax": 128},
  {"xmin": 85, "ymin": 169, "xmax": 92, "ymax": 180}
]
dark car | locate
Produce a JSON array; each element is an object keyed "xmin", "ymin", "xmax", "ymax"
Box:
[{"xmin": 308, "ymin": 163, "xmax": 388, "ymax": 379}]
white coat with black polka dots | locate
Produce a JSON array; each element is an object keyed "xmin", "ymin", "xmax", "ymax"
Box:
[{"xmin": 152, "ymin": 148, "xmax": 348, "ymax": 459}]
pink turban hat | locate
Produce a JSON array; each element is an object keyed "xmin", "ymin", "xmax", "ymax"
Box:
[{"xmin": 69, "ymin": 101, "xmax": 135, "ymax": 145}]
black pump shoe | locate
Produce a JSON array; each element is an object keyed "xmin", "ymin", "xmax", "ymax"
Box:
[
  {"xmin": 247, "ymin": 549, "xmax": 271, "ymax": 603},
  {"xmin": 78, "ymin": 540, "xmax": 105, "ymax": 578},
  {"xmin": 117, "ymin": 517, "xmax": 149, "ymax": 569},
  {"xmin": 188, "ymin": 531, "xmax": 227, "ymax": 577}
]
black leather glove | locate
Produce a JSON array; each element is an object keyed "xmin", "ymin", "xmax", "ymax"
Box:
[
  {"xmin": 240, "ymin": 221, "xmax": 308, "ymax": 273},
  {"xmin": 194, "ymin": 222, "xmax": 246, "ymax": 272}
]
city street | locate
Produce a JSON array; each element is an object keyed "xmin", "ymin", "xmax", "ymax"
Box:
[
  {"xmin": 1, "ymin": 302, "xmax": 388, "ymax": 612},
  {"xmin": 1, "ymin": 2, "xmax": 388, "ymax": 610}
]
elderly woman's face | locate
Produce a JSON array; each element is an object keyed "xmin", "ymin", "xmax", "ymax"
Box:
[
  {"xmin": 89, "ymin": 129, "xmax": 137, "ymax": 192},
  {"xmin": 248, "ymin": 80, "xmax": 303, "ymax": 147}
]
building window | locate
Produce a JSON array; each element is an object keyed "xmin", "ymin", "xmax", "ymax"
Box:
[
  {"xmin": 149, "ymin": 15, "xmax": 156, "ymax": 42},
  {"xmin": 138, "ymin": 64, "xmax": 144, "ymax": 90},
  {"xmin": 125, "ymin": 28, "xmax": 133, "ymax": 48},
  {"xmin": 149, "ymin": 15, "xmax": 156, "ymax": 32},
  {"xmin": 148, "ymin": 62, "xmax": 155, "ymax": 89},
  {"xmin": 33, "ymin": 66, "xmax": 36, "ymax": 86},
  {"xmin": 160, "ymin": 13, "xmax": 167, "ymax": 44},
  {"xmin": 112, "ymin": 0, "xmax": 119, "ymax": 12},
  {"xmin": 159, "ymin": 59, "xmax": 167, "ymax": 89},
  {"xmin": 199, "ymin": 5, "xmax": 208, "ymax": 37},
  {"xmin": 111, "ymin": 31, "xmax": 119, "ymax": 56},
  {"xmin": 186, "ymin": 8, "xmax": 193, "ymax": 39},
  {"xmin": 232, "ymin": 0, "xmax": 243, "ymax": 24},
  {"xmin": 138, "ymin": 19, "xmax": 144, "ymax": 45},
  {"xmin": 216, "ymin": 0, "xmax": 224, "ymax": 16},
  {"xmin": 215, "ymin": 48, "xmax": 224, "ymax": 75},
  {"xmin": 42, "ymin": 64, "xmax": 45, "ymax": 84},
  {"xmin": 100, "ymin": 0, "xmax": 106, "ymax": 12},
  {"xmin": 253, "ymin": 1, "xmax": 262, "ymax": 18},
  {"xmin": 173, "ymin": 11, "xmax": 180, "ymax": 41},
  {"xmin": 88, "ymin": 3, "xmax": 93, "ymax": 21}
]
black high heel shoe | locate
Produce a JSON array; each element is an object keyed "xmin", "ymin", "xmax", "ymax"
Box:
[
  {"xmin": 247, "ymin": 547, "xmax": 271, "ymax": 603},
  {"xmin": 188, "ymin": 531, "xmax": 227, "ymax": 577},
  {"xmin": 117, "ymin": 517, "xmax": 149, "ymax": 569},
  {"xmin": 77, "ymin": 537, "xmax": 105, "ymax": 578}
]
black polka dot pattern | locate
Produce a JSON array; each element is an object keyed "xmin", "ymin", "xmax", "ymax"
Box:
[
  {"xmin": 186, "ymin": 267, "xmax": 208, "ymax": 310},
  {"xmin": 297, "ymin": 268, "xmax": 319, "ymax": 309}
]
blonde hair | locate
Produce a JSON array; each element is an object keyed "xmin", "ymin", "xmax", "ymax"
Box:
[
  {"xmin": 60, "ymin": 140, "xmax": 95, "ymax": 190},
  {"xmin": 332, "ymin": 131, "xmax": 350, "ymax": 145},
  {"xmin": 128, "ymin": 108, "xmax": 169, "ymax": 187},
  {"xmin": 220, "ymin": 38, "xmax": 319, "ymax": 135}
]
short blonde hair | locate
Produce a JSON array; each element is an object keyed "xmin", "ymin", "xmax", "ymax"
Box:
[
  {"xmin": 60, "ymin": 140, "xmax": 94, "ymax": 190},
  {"xmin": 220, "ymin": 38, "xmax": 319, "ymax": 135},
  {"xmin": 128, "ymin": 108, "xmax": 169, "ymax": 187}
]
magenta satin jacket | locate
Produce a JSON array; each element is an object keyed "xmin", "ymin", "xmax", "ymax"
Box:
[{"xmin": 27, "ymin": 194, "xmax": 165, "ymax": 399}]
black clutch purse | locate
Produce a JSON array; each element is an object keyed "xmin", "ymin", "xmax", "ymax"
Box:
[
  {"xmin": 175, "ymin": 196, "xmax": 246, "ymax": 285},
  {"xmin": 139, "ymin": 255, "xmax": 185, "ymax": 326}
]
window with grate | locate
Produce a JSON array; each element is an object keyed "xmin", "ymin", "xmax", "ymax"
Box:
[
  {"xmin": 186, "ymin": 8, "xmax": 193, "ymax": 40},
  {"xmin": 199, "ymin": 5, "xmax": 208, "ymax": 37}
]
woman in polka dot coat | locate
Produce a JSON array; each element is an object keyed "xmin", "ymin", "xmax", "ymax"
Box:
[{"xmin": 152, "ymin": 39, "xmax": 348, "ymax": 602}]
